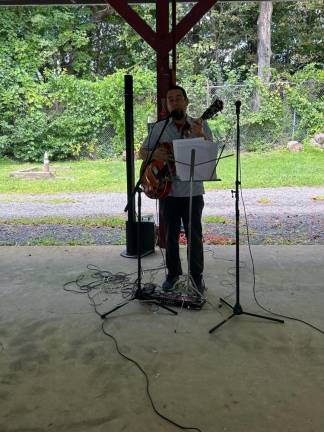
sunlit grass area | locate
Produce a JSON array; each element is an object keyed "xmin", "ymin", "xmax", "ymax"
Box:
[
  {"xmin": 0, "ymin": 159, "xmax": 127, "ymax": 193},
  {"xmin": 0, "ymin": 146, "xmax": 323, "ymax": 194},
  {"xmin": 0, "ymin": 216, "xmax": 126, "ymax": 227},
  {"xmin": 207, "ymin": 146, "xmax": 324, "ymax": 190}
]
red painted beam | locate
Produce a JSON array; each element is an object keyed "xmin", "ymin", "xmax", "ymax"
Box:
[
  {"xmin": 158, "ymin": 0, "xmax": 218, "ymax": 56},
  {"xmin": 174, "ymin": 0, "xmax": 218, "ymax": 45},
  {"xmin": 108, "ymin": 0, "xmax": 157, "ymax": 51},
  {"xmin": 107, "ymin": 0, "xmax": 219, "ymax": 116},
  {"xmin": 156, "ymin": 0, "xmax": 172, "ymax": 117},
  {"xmin": 108, "ymin": 1, "xmax": 218, "ymax": 57},
  {"xmin": 0, "ymin": 1, "xmax": 199, "ymax": 4}
]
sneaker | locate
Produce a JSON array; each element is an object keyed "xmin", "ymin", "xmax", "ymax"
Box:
[{"xmin": 162, "ymin": 275, "xmax": 179, "ymax": 292}]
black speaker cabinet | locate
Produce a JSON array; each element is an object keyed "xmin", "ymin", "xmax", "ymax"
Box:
[{"xmin": 121, "ymin": 221, "xmax": 155, "ymax": 258}]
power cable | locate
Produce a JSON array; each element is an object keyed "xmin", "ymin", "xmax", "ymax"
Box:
[
  {"xmin": 100, "ymin": 320, "xmax": 203, "ymax": 432},
  {"xmin": 238, "ymin": 169, "xmax": 324, "ymax": 335},
  {"xmin": 64, "ymin": 264, "xmax": 205, "ymax": 432}
]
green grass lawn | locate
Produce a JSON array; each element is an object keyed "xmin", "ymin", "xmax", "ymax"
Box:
[{"xmin": 0, "ymin": 146, "xmax": 323, "ymax": 194}]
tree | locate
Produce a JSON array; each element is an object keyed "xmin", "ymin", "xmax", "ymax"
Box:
[
  {"xmin": 176, "ymin": 2, "xmax": 259, "ymax": 83},
  {"xmin": 257, "ymin": 1, "xmax": 273, "ymax": 83},
  {"xmin": 272, "ymin": 1, "xmax": 323, "ymax": 72},
  {"xmin": 0, "ymin": 3, "xmax": 322, "ymax": 161},
  {"xmin": 252, "ymin": 1, "xmax": 273, "ymax": 111}
]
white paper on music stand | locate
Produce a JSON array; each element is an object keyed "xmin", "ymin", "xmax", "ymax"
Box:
[{"xmin": 172, "ymin": 138, "xmax": 218, "ymax": 181}]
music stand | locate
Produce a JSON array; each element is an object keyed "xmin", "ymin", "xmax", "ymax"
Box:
[
  {"xmin": 209, "ymin": 101, "xmax": 284, "ymax": 333},
  {"xmin": 172, "ymin": 138, "xmax": 225, "ymax": 301}
]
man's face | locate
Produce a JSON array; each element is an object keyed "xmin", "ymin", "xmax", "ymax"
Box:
[{"xmin": 166, "ymin": 89, "xmax": 188, "ymax": 119}]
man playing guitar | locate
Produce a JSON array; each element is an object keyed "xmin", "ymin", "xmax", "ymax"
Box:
[{"xmin": 139, "ymin": 85, "xmax": 214, "ymax": 294}]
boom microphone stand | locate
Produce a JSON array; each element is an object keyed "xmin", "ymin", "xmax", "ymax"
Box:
[
  {"xmin": 101, "ymin": 107, "xmax": 177, "ymax": 319},
  {"xmin": 209, "ymin": 101, "xmax": 284, "ymax": 333}
]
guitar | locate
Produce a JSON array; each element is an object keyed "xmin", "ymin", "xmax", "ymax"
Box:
[{"xmin": 140, "ymin": 98, "xmax": 223, "ymax": 199}]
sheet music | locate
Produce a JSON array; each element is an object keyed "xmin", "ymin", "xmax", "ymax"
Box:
[{"xmin": 172, "ymin": 138, "xmax": 218, "ymax": 181}]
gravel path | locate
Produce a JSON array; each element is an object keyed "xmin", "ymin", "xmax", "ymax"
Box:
[
  {"xmin": 1, "ymin": 186, "xmax": 324, "ymax": 218},
  {"xmin": 0, "ymin": 187, "xmax": 323, "ymax": 245}
]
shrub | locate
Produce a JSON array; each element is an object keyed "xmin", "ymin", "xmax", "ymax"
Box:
[{"xmin": 0, "ymin": 67, "xmax": 155, "ymax": 161}]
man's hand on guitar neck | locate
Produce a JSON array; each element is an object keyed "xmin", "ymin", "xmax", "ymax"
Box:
[{"xmin": 189, "ymin": 118, "xmax": 208, "ymax": 140}]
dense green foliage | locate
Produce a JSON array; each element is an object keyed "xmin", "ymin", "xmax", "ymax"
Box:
[
  {"xmin": 185, "ymin": 64, "xmax": 323, "ymax": 151},
  {"xmin": 0, "ymin": 66, "xmax": 155, "ymax": 161},
  {"xmin": 0, "ymin": 2, "xmax": 323, "ymax": 161},
  {"xmin": 0, "ymin": 6, "xmax": 156, "ymax": 161},
  {"xmin": 284, "ymin": 65, "xmax": 324, "ymax": 140}
]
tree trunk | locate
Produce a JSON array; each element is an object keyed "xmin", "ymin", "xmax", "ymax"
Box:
[
  {"xmin": 258, "ymin": 1, "xmax": 273, "ymax": 83},
  {"xmin": 253, "ymin": 1, "xmax": 273, "ymax": 111}
]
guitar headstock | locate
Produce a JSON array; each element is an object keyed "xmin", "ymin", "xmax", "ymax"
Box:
[{"xmin": 201, "ymin": 99, "xmax": 223, "ymax": 121}]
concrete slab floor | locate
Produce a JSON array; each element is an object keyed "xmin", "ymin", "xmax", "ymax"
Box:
[{"xmin": 0, "ymin": 245, "xmax": 323, "ymax": 432}]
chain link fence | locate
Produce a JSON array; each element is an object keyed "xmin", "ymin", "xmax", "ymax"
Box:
[
  {"xmin": 95, "ymin": 78, "xmax": 323, "ymax": 157},
  {"xmin": 96, "ymin": 123, "xmax": 117, "ymax": 158},
  {"xmin": 186, "ymin": 79, "xmax": 323, "ymax": 152}
]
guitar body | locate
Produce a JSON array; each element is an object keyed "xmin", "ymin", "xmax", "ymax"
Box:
[{"xmin": 140, "ymin": 143, "xmax": 175, "ymax": 199}]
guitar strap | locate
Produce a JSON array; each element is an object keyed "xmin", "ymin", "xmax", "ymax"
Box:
[{"xmin": 181, "ymin": 119, "xmax": 191, "ymax": 138}]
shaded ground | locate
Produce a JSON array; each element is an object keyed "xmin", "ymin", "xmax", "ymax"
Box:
[
  {"xmin": 0, "ymin": 213, "xmax": 323, "ymax": 245},
  {"xmin": 1, "ymin": 246, "xmax": 323, "ymax": 432}
]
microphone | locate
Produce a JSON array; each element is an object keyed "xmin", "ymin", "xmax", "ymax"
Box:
[
  {"xmin": 169, "ymin": 109, "xmax": 185, "ymax": 120},
  {"xmin": 235, "ymin": 100, "xmax": 241, "ymax": 115},
  {"xmin": 155, "ymin": 109, "xmax": 184, "ymax": 123}
]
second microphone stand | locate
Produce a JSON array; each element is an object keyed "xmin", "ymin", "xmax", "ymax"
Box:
[{"xmin": 209, "ymin": 101, "xmax": 284, "ymax": 333}]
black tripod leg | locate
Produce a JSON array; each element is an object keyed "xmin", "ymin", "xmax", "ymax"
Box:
[
  {"xmin": 219, "ymin": 297, "xmax": 235, "ymax": 309},
  {"xmin": 210, "ymin": 296, "xmax": 284, "ymax": 332},
  {"xmin": 101, "ymin": 298, "xmax": 178, "ymax": 319},
  {"xmin": 242, "ymin": 311, "xmax": 284, "ymax": 324},
  {"xmin": 151, "ymin": 301, "xmax": 178, "ymax": 315},
  {"xmin": 209, "ymin": 313, "xmax": 235, "ymax": 333},
  {"xmin": 100, "ymin": 300, "xmax": 131, "ymax": 319}
]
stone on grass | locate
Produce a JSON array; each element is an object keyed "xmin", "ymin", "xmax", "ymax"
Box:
[
  {"xmin": 287, "ymin": 141, "xmax": 303, "ymax": 152},
  {"xmin": 9, "ymin": 168, "xmax": 54, "ymax": 179},
  {"xmin": 309, "ymin": 133, "xmax": 324, "ymax": 149}
]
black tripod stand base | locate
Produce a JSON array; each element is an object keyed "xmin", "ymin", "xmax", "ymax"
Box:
[
  {"xmin": 100, "ymin": 295, "xmax": 178, "ymax": 319},
  {"xmin": 209, "ymin": 297, "xmax": 284, "ymax": 333}
]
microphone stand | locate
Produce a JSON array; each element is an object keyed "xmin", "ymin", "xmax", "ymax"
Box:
[
  {"xmin": 101, "ymin": 116, "xmax": 177, "ymax": 319},
  {"xmin": 209, "ymin": 101, "xmax": 284, "ymax": 333}
]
